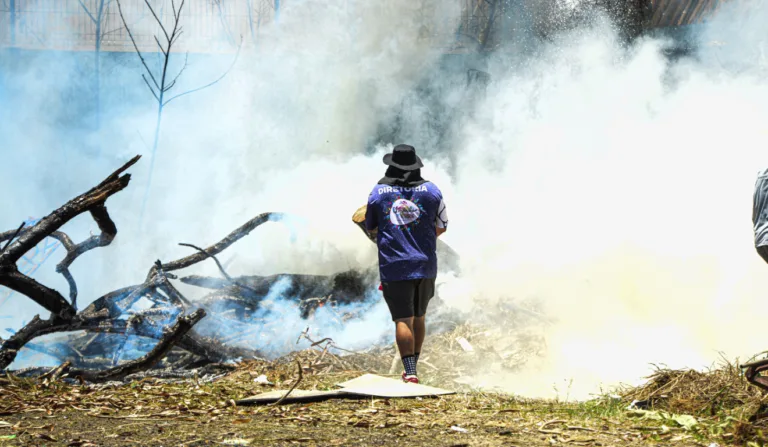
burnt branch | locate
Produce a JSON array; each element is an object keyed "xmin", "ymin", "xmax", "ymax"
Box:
[
  {"xmin": 179, "ymin": 275, "xmax": 231, "ymax": 289},
  {"xmin": 54, "ymin": 204, "xmax": 118, "ymax": 309},
  {"xmin": 0, "ymin": 305, "xmax": 257, "ymax": 372},
  {"xmin": 0, "ymin": 315, "xmax": 83, "ymax": 370},
  {"xmin": 162, "ymin": 212, "xmax": 283, "ymax": 272},
  {"xmin": 0, "ymin": 157, "xmax": 286, "ymax": 377},
  {"xmin": 176, "ymin": 243, "xmax": 263, "ymax": 300},
  {"xmin": 0, "ymin": 156, "xmax": 138, "ymax": 262},
  {"xmin": 69, "ymin": 309, "xmax": 205, "ymax": 382},
  {"xmin": 157, "ymin": 277, "xmax": 193, "ymax": 308},
  {"xmin": 0, "ymin": 270, "xmax": 75, "ymax": 320},
  {"xmin": 163, "ymin": 213, "xmax": 283, "ymax": 272},
  {"xmin": 0, "ymin": 222, "xmax": 24, "ymax": 255},
  {"xmin": 178, "ymin": 243, "xmax": 233, "ymax": 281},
  {"xmin": 0, "ymin": 155, "xmax": 140, "ymax": 317},
  {"xmin": 179, "ymin": 329, "xmax": 262, "ymax": 362}
]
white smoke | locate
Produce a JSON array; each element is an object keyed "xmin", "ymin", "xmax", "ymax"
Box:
[
  {"xmin": 437, "ymin": 2, "xmax": 768, "ymax": 398},
  {"xmin": 0, "ymin": 0, "xmax": 458, "ymax": 364},
  {"xmin": 4, "ymin": 0, "xmax": 768, "ymax": 401}
]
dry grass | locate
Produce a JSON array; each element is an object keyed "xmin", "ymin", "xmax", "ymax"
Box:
[
  {"xmin": 4, "ymin": 322, "xmax": 768, "ymax": 445},
  {"xmin": 621, "ymin": 359, "xmax": 768, "ymax": 444}
]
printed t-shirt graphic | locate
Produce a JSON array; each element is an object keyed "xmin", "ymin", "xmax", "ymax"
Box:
[
  {"xmin": 365, "ymin": 182, "xmax": 448, "ymax": 282},
  {"xmin": 390, "ymin": 198, "xmax": 422, "ymax": 225}
]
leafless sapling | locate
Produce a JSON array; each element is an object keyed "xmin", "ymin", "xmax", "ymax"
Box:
[{"xmin": 115, "ymin": 0, "xmax": 241, "ymax": 227}]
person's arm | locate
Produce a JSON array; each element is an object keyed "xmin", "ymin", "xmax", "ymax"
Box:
[
  {"xmin": 365, "ymin": 194, "xmax": 379, "ymax": 238},
  {"xmin": 435, "ymin": 199, "xmax": 448, "ymax": 237}
]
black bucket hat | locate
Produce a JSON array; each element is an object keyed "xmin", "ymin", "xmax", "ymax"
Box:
[{"xmin": 383, "ymin": 144, "xmax": 424, "ymax": 171}]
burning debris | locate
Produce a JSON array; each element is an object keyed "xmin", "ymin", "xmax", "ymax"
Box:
[
  {"xmin": 0, "ymin": 156, "xmax": 386, "ymax": 381},
  {"xmin": 0, "ymin": 155, "xmax": 543, "ymax": 392}
]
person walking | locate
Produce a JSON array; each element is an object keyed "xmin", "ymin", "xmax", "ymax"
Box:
[{"xmin": 364, "ymin": 144, "xmax": 448, "ymax": 384}]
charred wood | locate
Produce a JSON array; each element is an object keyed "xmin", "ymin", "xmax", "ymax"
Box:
[
  {"xmin": 0, "ymin": 155, "xmax": 140, "ymax": 315},
  {"xmin": 161, "ymin": 212, "xmax": 284, "ymax": 273},
  {"xmin": 67, "ymin": 309, "xmax": 206, "ymax": 382},
  {"xmin": 2, "ymin": 155, "xmax": 383, "ymax": 377},
  {"xmin": 187, "ymin": 269, "xmax": 377, "ymax": 319}
]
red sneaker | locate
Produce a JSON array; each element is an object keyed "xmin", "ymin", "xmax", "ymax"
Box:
[{"xmin": 401, "ymin": 372, "xmax": 419, "ymax": 384}]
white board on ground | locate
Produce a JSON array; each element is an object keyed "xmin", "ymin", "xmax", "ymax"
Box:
[{"xmin": 336, "ymin": 374, "xmax": 454, "ymax": 398}]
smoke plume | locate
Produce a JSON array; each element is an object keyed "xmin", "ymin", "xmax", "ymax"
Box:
[{"xmin": 3, "ymin": 0, "xmax": 768, "ymax": 400}]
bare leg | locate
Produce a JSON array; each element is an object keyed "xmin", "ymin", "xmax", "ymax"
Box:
[
  {"xmin": 394, "ymin": 317, "xmax": 415, "ymax": 357},
  {"xmin": 413, "ymin": 315, "xmax": 426, "ymax": 355}
]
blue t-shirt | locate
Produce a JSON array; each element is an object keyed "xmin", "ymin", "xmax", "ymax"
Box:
[{"xmin": 365, "ymin": 182, "xmax": 448, "ymax": 282}]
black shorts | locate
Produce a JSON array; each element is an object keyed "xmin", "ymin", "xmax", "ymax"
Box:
[{"xmin": 381, "ymin": 278, "xmax": 435, "ymax": 321}]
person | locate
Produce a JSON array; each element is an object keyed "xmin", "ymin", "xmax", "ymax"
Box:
[
  {"xmin": 364, "ymin": 144, "xmax": 448, "ymax": 384},
  {"xmin": 754, "ymin": 168, "xmax": 768, "ymax": 262}
]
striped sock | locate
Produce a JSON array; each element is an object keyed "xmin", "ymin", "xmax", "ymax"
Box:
[
  {"xmin": 402, "ymin": 355, "xmax": 417, "ymax": 376},
  {"xmin": 414, "ymin": 352, "xmax": 420, "ymax": 364}
]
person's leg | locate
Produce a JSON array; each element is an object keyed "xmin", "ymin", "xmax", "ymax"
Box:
[
  {"xmin": 413, "ymin": 278, "xmax": 435, "ymax": 366},
  {"xmin": 395, "ymin": 317, "xmax": 415, "ymax": 357},
  {"xmin": 413, "ymin": 315, "xmax": 426, "ymax": 357},
  {"xmin": 395, "ymin": 317, "xmax": 418, "ymax": 377},
  {"xmin": 381, "ymin": 281, "xmax": 418, "ymax": 379}
]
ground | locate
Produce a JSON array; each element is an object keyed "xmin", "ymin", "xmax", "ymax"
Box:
[
  {"xmin": 0, "ymin": 358, "xmax": 745, "ymax": 447},
  {"xmin": 0, "ymin": 397, "xmax": 702, "ymax": 447},
  {"xmin": 2, "ymin": 322, "xmax": 764, "ymax": 446}
]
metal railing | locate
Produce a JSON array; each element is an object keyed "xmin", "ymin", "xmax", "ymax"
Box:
[{"xmin": 0, "ymin": 0, "xmax": 276, "ymax": 52}]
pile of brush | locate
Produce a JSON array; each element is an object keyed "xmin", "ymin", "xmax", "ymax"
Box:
[{"xmin": 621, "ymin": 360, "xmax": 768, "ymax": 443}]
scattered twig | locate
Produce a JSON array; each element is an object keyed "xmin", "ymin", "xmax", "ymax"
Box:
[
  {"xmin": 538, "ymin": 419, "xmax": 568, "ymax": 434},
  {"xmin": 178, "ymin": 243, "xmax": 233, "ymax": 281},
  {"xmin": 272, "ymin": 360, "xmax": 304, "ymax": 406}
]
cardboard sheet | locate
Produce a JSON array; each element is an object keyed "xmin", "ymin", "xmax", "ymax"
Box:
[
  {"xmin": 236, "ymin": 374, "xmax": 455, "ymax": 405},
  {"xmin": 336, "ymin": 374, "xmax": 455, "ymax": 398}
]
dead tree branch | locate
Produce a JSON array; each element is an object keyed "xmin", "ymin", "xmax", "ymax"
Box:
[
  {"xmin": 162, "ymin": 213, "xmax": 283, "ymax": 272},
  {"xmin": 0, "ymin": 155, "xmax": 140, "ymax": 317},
  {"xmin": 0, "ymin": 222, "xmax": 24, "ymax": 255},
  {"xmin": 116, "ymin": 0, "xmax": 240, "ymax": 228},
  {"xmin": 178, "ymin": 243, "xmax": 233, "ymax": 281},
  {"xmin": 69, "ymin": 309, "xmax": 206, "ymax": 382},
  {"xmin": 0, "ymin": 156, "xmax": 280, "ymax": 376},
  {"xmin": 177, "ymin": 243, "xmax": 260, "ymax": 296}
]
